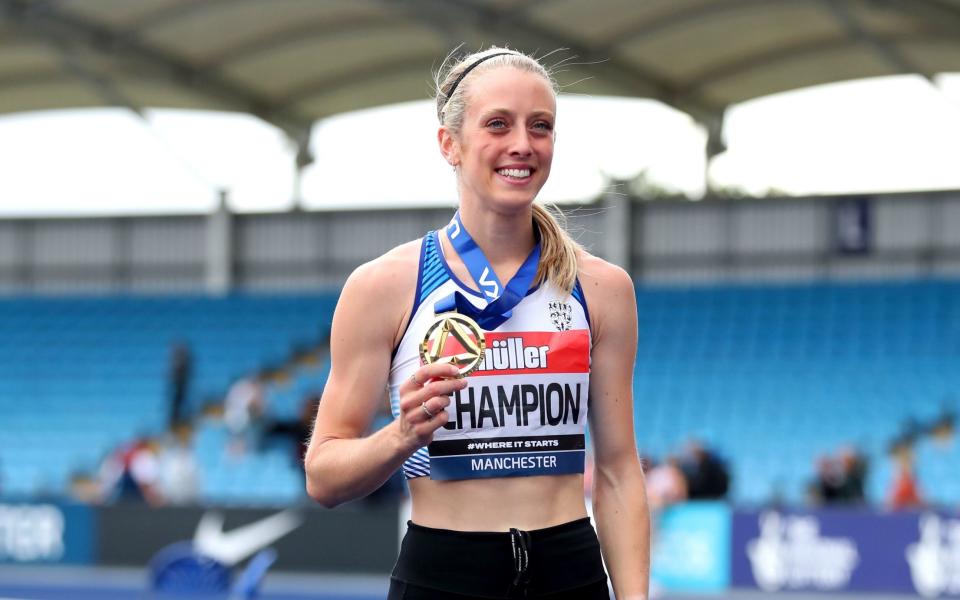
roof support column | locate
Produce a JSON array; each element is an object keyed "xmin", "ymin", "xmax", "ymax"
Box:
[
  {"xmin": 206, "ymin": 189, "xmax": 233, "ymax": 294},
  {"xmin": 292, "ymin": 128, "xmax": 314, "ymax": 211},
  {"xmin": 704, "ymin": 113, "xmax": 727, "ymax": 195}
]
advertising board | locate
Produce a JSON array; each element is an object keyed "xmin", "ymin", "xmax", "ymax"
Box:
[
  {"xmin": 0, "ymin": 502, "xmax": 94, "ymax": 564},
  {"xmin": 733, "ymin": 508, "xmax": 960, "ymax": 598},
  {"xmin": 651, "ymin": 502, "xmax": 731, "ymax": 593}
]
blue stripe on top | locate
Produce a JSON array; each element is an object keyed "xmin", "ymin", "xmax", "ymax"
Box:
[
  {"xmin": 395, "ymin": 230, "xmax": 447, "ymax": 362},
  {"xmin": 398, "ymin": 231, "xmax": 451, "ymax": 479},
  {"xmin": 416, "ymin": 231, "xmax": 450, "ymax": 311},
  {"xmin": 572, "ymin": 277, "xmax": 591, "ymax": 331}
]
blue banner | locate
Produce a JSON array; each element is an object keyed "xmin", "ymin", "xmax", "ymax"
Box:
[
  {"xmin": 732, "ymin": 508, "xmax": 960, "ymax": 597},
  {"xmin": 0, "ymin": 502, "xmax": 95, "ymax": 565},
  {"xmin": 429, "ymin": 450, "xmax": 584, "ymax": 480},
  {"xmin": 651, "ymin": 502, "xmax": 731, "ymax": 593}
]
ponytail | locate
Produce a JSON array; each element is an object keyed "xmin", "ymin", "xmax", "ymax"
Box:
[{"xmin": 532, "ymin": 203, "xmax": 580, "ymax": 295}]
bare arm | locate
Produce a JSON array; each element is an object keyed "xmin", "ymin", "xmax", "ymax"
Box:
[
  {"xmin": 582, "ymin": 257, "xmax": 650, "ymax": 599},
  {"xmin": 304, "ymin": 250, "xmax": 467, "ymax": 508}
]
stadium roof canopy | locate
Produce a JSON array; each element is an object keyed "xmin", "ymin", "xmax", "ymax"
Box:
[{"xmin": 2, "ymin": 0, "xmax": 958, "ymax": 160}]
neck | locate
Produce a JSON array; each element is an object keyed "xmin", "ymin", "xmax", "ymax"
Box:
[{"xmin": 455, "ymin": 203, "xmax": 536, "ymax": 264}]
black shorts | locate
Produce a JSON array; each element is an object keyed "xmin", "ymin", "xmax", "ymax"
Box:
[{"xmin": 388, "ymin": 517, "xmax": 609, "ymax": 599}]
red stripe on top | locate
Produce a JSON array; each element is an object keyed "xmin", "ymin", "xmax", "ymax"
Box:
[{"xmin": 467, "ymin": 329, "xmax": 589, "ymax": 376}]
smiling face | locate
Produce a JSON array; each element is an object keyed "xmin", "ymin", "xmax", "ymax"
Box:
[{"xmin": 439, "ymin": 66, "xmax": 556, "ymax": 215}]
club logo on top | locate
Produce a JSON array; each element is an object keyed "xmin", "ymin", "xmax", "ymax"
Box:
[{"xmin": 548, "ymin": 301, "xmax": 572, "ymax": 331}]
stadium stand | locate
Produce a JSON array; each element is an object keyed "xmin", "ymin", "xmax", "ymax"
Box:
[
  {"xmin": 1, "ymin": 279, "xmax": 957, "ymax": 507},
  {"xmin": 0, "ymin": 294, "xmax": 336, "ymax": 503},
  {"xmin": 634, "ymin": 278, "xmax": 960, "ymax": 507}
]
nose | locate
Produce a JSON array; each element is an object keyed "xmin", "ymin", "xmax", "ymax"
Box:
[{"xmin": 508, "ymin": 128, "xmax": 533, "ymax": 157}]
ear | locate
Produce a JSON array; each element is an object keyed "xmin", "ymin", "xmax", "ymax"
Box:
[{"xmin": 438, "ymin": 126, "xmax": 460, "ymax": 167}]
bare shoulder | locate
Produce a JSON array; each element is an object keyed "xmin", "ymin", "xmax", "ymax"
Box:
[
  {"xmin": 346, "ymin": 238, "xmax": 422, "ymax": 295},
  {"xmin": 576, "ymin": 249, "xmax": 635, "ymax": 301},
  {"xmin": 338, "ymin": 238, "xmax": 423, "ymax": 347},
  {"xmin": 575, "ymin": 249, "xmax": 636, "ymax": 338}
]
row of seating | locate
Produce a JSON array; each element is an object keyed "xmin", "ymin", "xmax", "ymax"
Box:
[
  {"xmin": 0, "ymin": 294, "xmax": 336, "ymax": 504},
  {"xmin": 0, "ymin": 280, "xmax": 957, "ymax": 506},
  {"xmin": 633, "ymin": 279, "xmax": 959, "ymax": 505}
]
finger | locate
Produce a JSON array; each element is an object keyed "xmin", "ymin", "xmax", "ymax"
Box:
[
  {"xmin": 399, "ymin": 382, "xmax": 463, "ymax": 416},
  {"xmin": 418, "ymin": 401, "xmax": 439, "ymax": 423},
  {"xmin": 414, "ymin": 400, "xmax": 452, "ymax": 432},
  {"xmin": 402, "ymin": 363, "xmax": 461, "ymax": 391},
  {"xmin": 408, "ymin": 410, "xmax": 451, "ymax": 447},
  {"xmin": 424, "ymin": 405, "xmax": 451, "ymax": 430},
  {"xmin": 402, "ymin": 372, "xmax": 421, "ymax": 393},
  {"xmin": 399, "ymin": 377, "xmax": 467, "ymax": 411},
  {"xmin": 418, "ymin": 395, "xmax": 452, "ymax": 420}
]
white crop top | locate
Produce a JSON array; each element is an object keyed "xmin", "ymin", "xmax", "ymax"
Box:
[{"xmin": 388, "ymin": 230, "xmax": 592, "ymax": 481}]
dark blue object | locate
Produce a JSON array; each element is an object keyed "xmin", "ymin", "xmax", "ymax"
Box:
[
  {"xmin": 435, "ymin": 211, "xmax": 541, "ymax": 330},
  {"xmin": 149, "ymin": 541, "xmax": 276, "ymax": 599}
]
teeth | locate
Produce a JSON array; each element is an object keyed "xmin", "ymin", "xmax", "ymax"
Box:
[{"xmin": 497, "ymin": 168, "xmax": 531, "ymax": 178}]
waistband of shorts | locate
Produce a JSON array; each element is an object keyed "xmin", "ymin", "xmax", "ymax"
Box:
[
  {"xmin": 406, "ymin": 516, "xmax": 593, "ymax": 540},
  {"xmin": 394, "ymin": 516, "xmax": 605, "ymax": 596}
]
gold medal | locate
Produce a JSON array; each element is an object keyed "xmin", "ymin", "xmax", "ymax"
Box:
[{"xmin": 419, "ymin": 313, "xmax": 486, "ymax": 377}]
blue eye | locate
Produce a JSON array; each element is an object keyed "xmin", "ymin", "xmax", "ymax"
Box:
[
  {"xmin": 533, "ymin": 121, "xmax": 553, "ymax": 132},
  {"xmin": 487, "ymin": 119, "xmax": 508, "ymax": 129}
]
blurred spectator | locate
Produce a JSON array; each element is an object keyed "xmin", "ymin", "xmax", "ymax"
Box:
[
  {"xmin": 643, "ymin": 453, "xmax": 684, "ymax": 600},
  {"xmin": 887, "ymin": 447, "xmax": 924, "ymax": 510},
  {"xmin": 224, "ymin": 370, "xmax": 268, "ymax": 454},
  {"xmin": 681, "ymin": 440, "xmax": 730, "ymax": 500},
  {"xmin": 899, "ymin": 416, "xmax": 925, "ymax": 446},
  {"xmin": 157, "ymin": 423, "xmax": 201, "ymax": 505},
  {"xmin": 837, "ymin": 446, "xmax": 867, "ymax": 503},
  {"xmin": 931, "ymin": 407, "xmax": 955, "ymax": 449},
  {"xmin": 68, "ymin": 471, "xmax": 102, "ymax": 504},
  {"xmin": 168, "ymin": 342, "xmax": 193, "ymax": 427},
  {"xmin": 811, "ymin": 455, "xmax": 844, "ymax": 504},
  {"xmin": 264, "ymin": 392, "xmax": 321, "ymax": 466},
  {"xmin": 99, "ymin": 437, "xmax": 164, "ymax": 506},
  {"xmin": 808, "ymin": 447, "xmax": 868, "ymax": 506},
  {"xmin": 645, "ymin": 455, "xmax": 688, "ymax": 510}
]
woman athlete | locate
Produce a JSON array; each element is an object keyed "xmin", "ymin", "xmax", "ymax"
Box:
[{"xmin": 305, "ymin": 47, "xmax": 649, "ymax": 599}]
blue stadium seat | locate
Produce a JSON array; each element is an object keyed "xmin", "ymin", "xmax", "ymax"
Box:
[
  {"xmin": 1, "ymin": 281, "xmax": 957, "ymax": 507},
  {"xmin": 0, "ymin": 293, "xmax": 335, "ymax": 500},
  {"xmin": 634, "ymin": 279, "xmax": 960, "ymax": 506}
]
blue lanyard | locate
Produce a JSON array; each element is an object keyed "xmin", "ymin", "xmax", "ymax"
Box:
[{"xmin": 434, "ymin": 211, "xmax": 541, "ymax": 330}]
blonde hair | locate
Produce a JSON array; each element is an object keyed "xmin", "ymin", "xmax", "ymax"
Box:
[{"xmin": 434, "ymin": 46, "xmax": 581, "ymax": 294}]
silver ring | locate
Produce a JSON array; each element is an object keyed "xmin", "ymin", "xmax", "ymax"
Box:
[{"xmin": 420, "ymin": 402, "xmax": 435, "ymax": 418}]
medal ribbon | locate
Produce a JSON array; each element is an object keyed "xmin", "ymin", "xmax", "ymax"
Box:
[{"xmin": 434, "ymin": 211, "xmax": 540, "ymax": 330}]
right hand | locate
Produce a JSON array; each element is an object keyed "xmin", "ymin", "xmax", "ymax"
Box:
[{"xmin": 396, "ymin": 362, "xmax": 468, "ymax": 451}]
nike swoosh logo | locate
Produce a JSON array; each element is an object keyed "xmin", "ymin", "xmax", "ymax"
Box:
[{"xmin": 193, "ymin": 509, "xmax": 303, "ymax": 567}]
